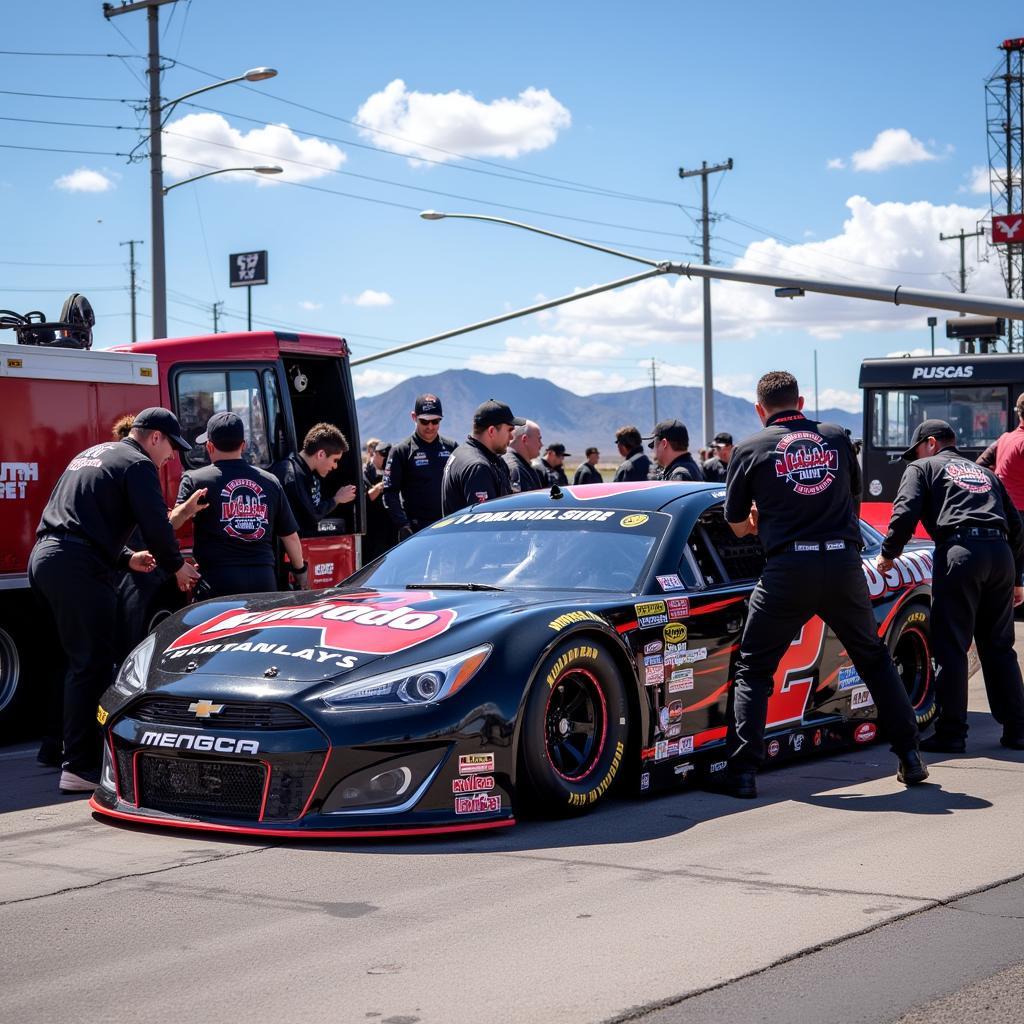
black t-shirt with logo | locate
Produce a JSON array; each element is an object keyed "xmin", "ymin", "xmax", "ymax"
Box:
[
  {"xmin": 178, "ymin": 459, "xmax": 298, "ymax": 570},
  {"xmin": 881, "ymin": 447, "xmax": 1024, "ymax": 569},
  {"xmin": 724, "ymin": 411, "xmax": 861, "ymax": 555}
]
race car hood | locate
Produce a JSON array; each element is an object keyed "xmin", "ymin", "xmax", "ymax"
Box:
[{"xmin": 149, "ymin": 586, "xmax": 552, "ymax": 684}]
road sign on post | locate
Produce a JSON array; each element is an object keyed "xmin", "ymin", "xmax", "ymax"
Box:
[{"xmin": 229, "ymin": 250, "xmax": 268, "ymax": 330}]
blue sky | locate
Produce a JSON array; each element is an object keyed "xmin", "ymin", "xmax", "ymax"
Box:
[{"xmin": 2, "ymin": 1, "xmax": 1019, "ymax": 415}]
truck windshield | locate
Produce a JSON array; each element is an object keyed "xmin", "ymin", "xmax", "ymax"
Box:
[{"xmin": 869, "ymin": 386, "xmax": 1008, "ymax": 450}]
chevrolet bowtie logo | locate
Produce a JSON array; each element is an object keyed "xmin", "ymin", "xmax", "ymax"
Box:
[{"xmin": 189, "ymin": 699, "xmax": 225, "ymax": 718}]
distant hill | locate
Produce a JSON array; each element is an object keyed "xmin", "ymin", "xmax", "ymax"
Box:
[{"xmin": 355, "ymin": 369, "xmax": 862, "ymax": 455}]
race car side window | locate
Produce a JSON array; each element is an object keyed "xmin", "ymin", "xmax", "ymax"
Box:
[
  {"xmin": 683, "ymin": 521, "xmax": 727, "ymax": 588},
  {"xmin": 681, "ymin": 507, "xmax": 765, "ymax": 588}
]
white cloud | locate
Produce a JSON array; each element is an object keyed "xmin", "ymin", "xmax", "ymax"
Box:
[
  {"xmin": 354, "ymin": 79, "xmax": 571, "ymax": 164},
  {"xmin": 826, "ymin": 157, "xmax": 846, "ymax": 171},
  {"xmin": 963, "ymin": 165, "xmax": 991, "ymax": 195},
  {"xmin": 353, "ymin": 367, "xmax": 408, "ymax": 398},
  {"xmin": 54, "ymin": 167, "xmax": 115, "ymax": 192},
  {"xmin": 850, "ymin": 129, "xmax": 940, "ymax": 172},
  {"xmin": 348, "ymin": 289, "xmax": 394, "ymax": 308},
  {"xmin": 298, "ymin": 300, "xmax": 322, "ymax": 311},
  {"xmin": 162, "ymin": 113, "xmax": 346, "ymax": 182},
  {"xmin": 817, "ymin": 388, "xmax": 862, "ymax": 413}
]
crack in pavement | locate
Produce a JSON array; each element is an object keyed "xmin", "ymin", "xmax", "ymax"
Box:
[
  {"xmin": 502, "ymin": 851, "xmax": 939, "ymax": 903},
  {"xmin": 0, "ymin": 843, "xmax": 278, "ymax": 908},
  {"xmin": 598, "ymin": 869, "xmax": 1024, "ymax": 1024}
]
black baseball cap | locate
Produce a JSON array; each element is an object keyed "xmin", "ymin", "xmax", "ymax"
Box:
[
  {"xmin": 546, "ymin": 443, "xmax": 570, "ymax": 457},
  {"xmin": 197, "ymin": 411, "xmax": 245, "ymax": 451},
  {"xmin": 132, "ymin": 407, "xmax": 191, "ymax": 452},
  {"xmin": 712, "ymin": 431, "xmax": 733, "ymax": 447},
  {"xmin": 643, "ymin": 419, "xmax": 689, "ymax": 449},
  {"xmin": 473, "ymin": 399, "xmax": 525, "ymax": 431},
  {"xmin": 585, "ymin": 446, "xmax": 600, "ymax": 456},
  {"xmin": 901, "ymin": 419, "xmax": 956, "ymax": 461},
  {"xmin": 415, "ymin": 393, "xmax": 443, "ymax": 417}
]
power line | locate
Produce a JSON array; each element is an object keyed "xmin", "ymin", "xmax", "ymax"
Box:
[
  {"xmin": 0, "ymin": 88, "xmax": 133, "ymax": 102},
  {"xmin": 0, "ymin": 143, "xmax": 124, "ymax": 156},
  {"xmin": 0, "ymin": 115, "xmax": 131, "ymax": 130},
  {"xmin": 0, "ymin": 49, "xmax": 143, "ymax": 58}
]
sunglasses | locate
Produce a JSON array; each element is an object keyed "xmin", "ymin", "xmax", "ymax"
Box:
[{"xmin": 417, "ymin": 417, "xmax": 442, "ymax": 426}]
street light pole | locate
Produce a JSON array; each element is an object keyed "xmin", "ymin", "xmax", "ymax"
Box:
[{"xmin": 162, "ymin": 165, "xmax": 282, "ymax": 195}]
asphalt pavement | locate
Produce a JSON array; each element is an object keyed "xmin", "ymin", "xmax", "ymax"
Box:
[{"xmin": 3, "ymin": 631, "xmax": 1024, "ymax": 1024}]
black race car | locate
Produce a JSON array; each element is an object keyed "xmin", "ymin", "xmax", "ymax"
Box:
[{"xmin": 91, "ymin": 482, "xmax": 937, "ymax": 837}]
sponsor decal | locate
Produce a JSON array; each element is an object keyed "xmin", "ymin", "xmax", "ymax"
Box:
[
  {"xmin": 431, "ymin": 517, "xmax": 455, "ymax": 529},
  {"xmin": 862, "ymin": 549, "xmax": 933, "ymax": 599},
  {"xmin": 166, "ymin": 592, "xmax": 457, "ymax": 658},
  {"xmin": 620, "ymin": 514, "xmax": 649, "ymax": 528},
  {"xmin": 452, "ymin": 775, "xmax": 495, "ymax": 793},
  {"xmin": 911, "ymin": 364, "xmax": 974, "ymax": 380},
  {"xmin": 474, "ymin": 491, "xmax": 490, "ymax": 503},
  {"xmin": 674, "ymin": 761, "xmax": 695, "ymax": 777},
  {"xmin": 548, "ymin": 610, "xmax": 604, "ymax": 632},
  {"xmin": 664, "ymin": 623, "xmax": 688, "ymax": 644},
  {"xmin": 773, "ymin": 430, "xmax": 839, "ymax": 496},
  {"xmin": 546, "ymin": 645, "xmax": 599, "ymax": 687},
  {"xmin": 869, "ymin": 479, "xmax": 883, "ymax": 497},
  {"xmin": 907, "ymin": 611, "xmax": 927, "ymax": 624},
  {"xmin": 317, "ymin": 520, "xmax": 338, "ymax": 533},
  {"xmin": 646, "ymin": 664, "xmax": 665, "ymax": 686},
  {"xmin": 0, "ymin": 461, "xmax": 38, "ymax": 500},
  {"xmin": 455, "ymin": 793, "xmax": 502, "ymax": 815},
  {"xmin": 709, "ymin": 760, "xmax": 728, "ymax": 773},
  {"xmin": 643, "ymin": 654, "xmax": 662, "ymax": 667},
  {"xmin": 666, "ymin": 597, "xmax": 690, "ymax": 620},
  {"xmin": 678, "ymin": 736, "xmax": 694, "ymax": 755},
  {"xmin": 945, "ymin": 460, "xmax": 993, "ymax": 494},
  {"xmin": 657, "ymin": 574, "xmax": 685, "ymax": 591},
  {"xmin": 853, "ymin": 722, "xmax": 877, "ymax": 744},
  {"xmin": 165, "ymin": 641, "xmax": 359, "ymax": 672},
  {"xmin": 96, "ymin": 705, "xmax": 108, "ymax": 726},
  {"xmin": 641, "ymin": 745, "xmax": 657, "ymax": 761},
  {"xmin": 447, "ymin": 508, "xmax": 616, "ymax": 526},
  {"xmin": 639, "ymin": 613, "xmax": 669, "ymax": 628},
  {"xmin": 313, "ymin": 563, "xmax": 334, "ymax": 579},
  {"xmin": 668, "ymin": 669, "xmax": 694, "ymax": 693},
  {"xmin": 850, "ymin": 686, "xmax": 875, "ymax": 710},
  {"xmin": 767, "ymin": 739, "xmax": 781, "ymax": 758},
  {"xmin": 813, "ymin": 729, "xmax": 823, "ymax": 747},
  {"xmin": 459, "ymin": 753, "xmax": 495, "ymax": 775},
  {"xmin": 667, "ymin": 699, "xmax": 684, "ymax": 722},
  {"xmin": 140, "ymin": 731, "xmax": 259, "ymax": 755},
  {"xmin": 643, "ymin": 640, "xmax": 663, "ymax": 655},
  {"xmin": 667, "ymin": 739, "xmax": 680, "ymax": 757},
  {"xmin": 677, "ymin": 647, "xmax": 707, "ymax": 664},
  {"xmin": 635, "ymin": 600, "xmax": 667, "ymax": 618},
  {"xmin": 667, "ymin": 724, "xmax": 681, "ymax": 738},
  {"xmin": 188, "ymin": 699, "xmax": 224, "ymax": 718},
  {"xmin": 659, "ymin": 707, "xmax": 671, "ymax": 732},
  {"xmin": 640, "ymin": 771, "xmax": 651, "ymax": 791},
  {"xmin": 567, "ymin": 741, "xmax": 624, "ymax": 807},
  {"xmin": 219, "ymin": 478, "xmax": 269, "ymax": 541},
  {"xmin": 664, "ymin": 641, "xmax": 687, "ymax": 657},
  {"xmin": 654, "ymin": 740, "xmax": 669, "ymax": 761},
  {"xmin": 837, "ymin": 665, "xmax": 861, "ymax": 691},
  {"xmin": 791, "ymin": 733, "xmax": 805, "ymax": 752}
]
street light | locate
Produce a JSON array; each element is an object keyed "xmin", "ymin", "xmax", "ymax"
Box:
[{"xmin": 163, "ymin": 165, "xmax": 283, "ymax": 195}]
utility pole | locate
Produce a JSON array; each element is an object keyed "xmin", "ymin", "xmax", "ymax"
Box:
[
  {"xmin": 212, "ymin": 300, "xmax": 223, "ymax": 333},
  {"xmin": 648, "ymin": 357, "xmax": 658, "ymax": 426},
  {"xmin": 939, "ymin": 226, "xmax": 985, "ymax": 315},
  {"xmin": 119, "ymin": 239, "xmax": 143, "ymax": 343},
  {"xmin": 103, "ymin": 0, "xmax": 178, "ymax": 339},
  {"xmin": 679, "ymin": 158, "xmax": 732, "ymax": 446}
]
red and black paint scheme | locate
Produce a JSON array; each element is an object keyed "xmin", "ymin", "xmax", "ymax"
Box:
[{"xmin": 91, "ymin": 481, "xmax": 939, "ymax": 837}]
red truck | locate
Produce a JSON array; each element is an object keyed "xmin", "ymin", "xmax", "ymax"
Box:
[{"xmin": 0, "ymin": 317, "xmax": 364, "ymax": 735}]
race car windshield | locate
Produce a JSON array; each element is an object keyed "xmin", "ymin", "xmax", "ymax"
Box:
[{"xmin": 352, "ymin": 508, "xmax": 669, "ymax": 593}]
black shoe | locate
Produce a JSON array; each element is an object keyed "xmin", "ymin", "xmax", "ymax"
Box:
[
  {"xmin": 897, "ymin": 749, "xmax": 929, "ymax": 786},
  {"xmin": 1000, "ymin": 734, "xmax": 1024, "ymax": 750},
  {"xmin": 704, "ymin": 770, "xmax": 757, "ymax": 799},
  {"xmin": 36, "ymin": 736, "xmax": 61, "ymax": 767},
  {"xmin": 920, "ymin": 734, "xmax": 966, "ymax": 754}
]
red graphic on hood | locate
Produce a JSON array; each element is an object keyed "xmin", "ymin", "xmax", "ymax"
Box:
[
  {"xmin": 567, "ymin": 481, "xmax": 676, "ymax": 501},
  {"xmin": 167, "ymin": 591, "xmax": 457, "ymax": 656}
]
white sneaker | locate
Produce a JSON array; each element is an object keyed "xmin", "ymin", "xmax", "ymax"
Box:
[{"xmin": 59, "ymin": 769, "xmax": 98, "ymax": 793}]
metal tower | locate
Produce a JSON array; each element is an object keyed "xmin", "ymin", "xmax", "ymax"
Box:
[{"xmin": 985, "ymin": 37, "xmax": 1024, "ymax": 351}]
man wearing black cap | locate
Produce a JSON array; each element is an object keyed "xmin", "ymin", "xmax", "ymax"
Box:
[
  {"xmin": 177, "ymin": 412, "xmax": 307, "ymax": 598},
  {"xmin": 533, "ymin": 443, "xmax": 571, "ymax": 487},
  {"xmin": 504, "ymin": 419, "xmax": 544, "ymax": 493},
  {"xmin": 645, "ymin": 420, "xmax": 705, "ymax": 482},
  {"xmin": 383, "ymin": 393, "xmax": 458, "ymax": 537},
  {"xmin": 364, "ymin": 441, "xmax": 398, "ymax": 561},
  {"xmin": 441, "ymin": 399, "xmax": 523, "ymax": 515},
  {"xmin": 573, "ymin": 448, "xmax": 603, "ymax": 486},
  {"xmin": 718, "ymin": 371, "xmax": 925, "ymax": 798},
  {"xmin": 879, "ymin": 419, "xmax": 1024, "ymax": 753},
  {"xmin": 702, "ymin": 432, "xmax": 734, "ymax": 483},
  {"xmin": 28, "ymin": 407, "xmax": 201, "ymax": 793},
  {"xmin": 612, "ymin": 426, "xmax": 651, "ymax": 482}
]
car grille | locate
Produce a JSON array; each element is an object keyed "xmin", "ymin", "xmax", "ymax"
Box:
[
  {"xmin": 129, "ymin": 696, "xmax": 310, "ymax": 730},
  {"xmin": 137, "ymin": 754, "xmax": 265, "ymax": 820}
]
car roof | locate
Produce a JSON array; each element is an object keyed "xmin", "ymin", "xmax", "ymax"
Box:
[{"xmin": 467, "ymin": 480, "xmax": 723, "ymax": 515}]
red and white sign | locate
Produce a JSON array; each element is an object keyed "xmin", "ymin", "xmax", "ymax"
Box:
[{"xmin": 992, "ymin": 213, "xmax": 1024, "ymax": 244}]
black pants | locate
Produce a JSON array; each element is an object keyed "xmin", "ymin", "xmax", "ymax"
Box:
[
  {"xmin": 729, "ymin": 546, "xmax": 919, "ymax": 771},
  {"xmin": 931, "ymin": 537, "xmax": 1024, "ymax": 741},
  {"xmin": 196, "ymin": 564, "xmax": 278, "ymax": 600},
  {"xmin": 28, "ymin": 539, "xmax": 118, "ymax": 775}
]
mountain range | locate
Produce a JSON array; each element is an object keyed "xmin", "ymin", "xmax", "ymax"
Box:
[{"xmin": 355, "ymin": 370, "xmax": 862, "ymax": 458}]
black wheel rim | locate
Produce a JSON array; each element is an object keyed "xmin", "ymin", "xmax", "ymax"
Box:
[
  {"xmin": 544, "ymin": 667, "xmax": 607, "ymax": 782},
  {"xmin": 894, "ymin": 625, "xmax": 931, "ymax": 709}
]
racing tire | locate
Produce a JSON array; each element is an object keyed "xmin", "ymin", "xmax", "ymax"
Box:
[
  {"xmin": 519, "ymin": 639, "xmax": 629, "ymax": 816},
  {"xmin": 887, "ymin": 603, "xmax": 937, "ymax": 728}
]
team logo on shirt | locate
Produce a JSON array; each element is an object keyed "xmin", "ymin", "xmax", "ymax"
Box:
[
  {"xmin": 220, "ymin": 478, "xmax": 269, "ymax": 541},
  {"xmin": 773, "ymin": 431, "xmax": 839, "ymax": 496},
  {"xmin": 944, "ymin": 460, "xmax": 992, "ymax": 494}
]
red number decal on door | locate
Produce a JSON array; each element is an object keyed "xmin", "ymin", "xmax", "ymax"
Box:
[{"xmin": 767, "ymin": 617, "xmax": 827, "ymax": 727}]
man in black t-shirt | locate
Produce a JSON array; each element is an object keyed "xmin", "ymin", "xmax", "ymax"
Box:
[
  {"xmin": 718, "ymin": 371, "xmax": 925, "ymax": 798},
  {"xmin": 179, "ymin": 412, "xmax": 307, "ymax": 597},
  {"xmin": 880, "ymin": 419, "xmax": 1024, "ymax": 752}
]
